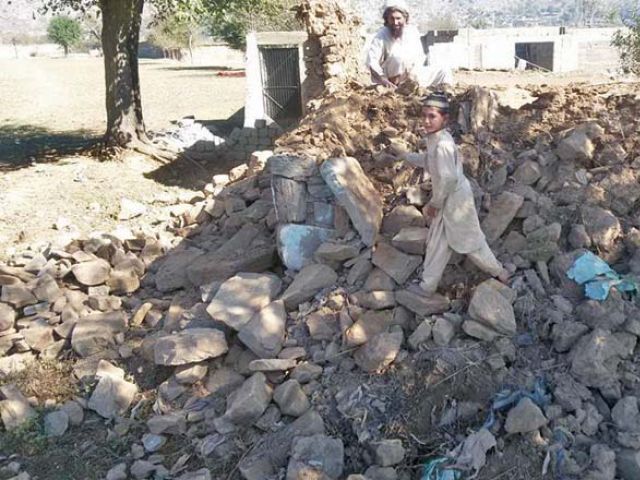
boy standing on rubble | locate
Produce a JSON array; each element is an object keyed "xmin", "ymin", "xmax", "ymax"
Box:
[{"xmin": 405, "ymin": 93, "xmax": 510, "ymax": 294}]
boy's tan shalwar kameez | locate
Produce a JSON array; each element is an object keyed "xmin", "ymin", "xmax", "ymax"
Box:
[{"xmin": 406, "ymin": 129, "xmax": 502, "ymax": 293}]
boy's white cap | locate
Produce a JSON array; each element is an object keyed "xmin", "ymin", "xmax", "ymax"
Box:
[{"xmin": 382, "ymin": 0, "xmax": 409, "ymax": 13}]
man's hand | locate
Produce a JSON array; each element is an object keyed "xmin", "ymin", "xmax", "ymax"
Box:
[
  {"xmin": 424, "ymin": 205, "xmax": 439, "ymax": 221},
  {"xmin": 381, "ymin": 78, "xmax": 397, "ymax": 89}
]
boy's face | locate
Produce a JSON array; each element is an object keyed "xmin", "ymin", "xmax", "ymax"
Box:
[{"xmin": 422, "ymin": 106, "xmax": 448, "ymax": 134}]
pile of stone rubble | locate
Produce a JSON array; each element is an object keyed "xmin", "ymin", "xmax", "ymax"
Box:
[{"xmin": 1, "ymin": 81, "xmax": 640, "ymax": 480}]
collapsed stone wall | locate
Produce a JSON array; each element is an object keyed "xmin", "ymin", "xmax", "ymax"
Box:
[{"xmin": 296, "ymin": 0, "xmax": 368, "ymax": 98}]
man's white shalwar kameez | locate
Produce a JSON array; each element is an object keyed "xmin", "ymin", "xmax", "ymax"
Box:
[
  {"xmin": 365, "ymin": 25, "xmax": 452, "ymax": 87},
  {"xmin": 406, "ymin": 130, "xmax": 502, "ymax": 293}
]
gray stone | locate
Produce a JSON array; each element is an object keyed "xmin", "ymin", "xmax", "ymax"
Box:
[
  {"xmin": 71, "ymin": 311, "xmax": 127, "ymax": 357},
  {"xmin": 345, "ymin": 310, "xmax": 396, "ymax": 347},
  {"xmin": 88, "ymin": 373, "xmax": 138, "ymax": 419},
  {"xmin": 569, "ymin": 224, "xmax": 591, "ymax": 249},
  {"xmin": 130, "ymin": 460, "xmax": 155, "ymax": 479},
  {"xmin": 347, "ymin": 258, "xmax": 373, "ymax": 286},
  {"xmin": 60, "ymin": 400, "xmax": 84, "ymax": 426},
  {"xmin": 408, "ymin": 320, "xmax": 432, "ymax": 350},
  {"xmin": 617, "ymin": 449, "xmax": 640, "ymax": 480},
  {"xmin": 552, "ymin": 321, "xmax": 590, "ymax": 352},
  {"xmin": 406, "ymin": 185, "xmax": 429, "ymax": 206},
  {"xmin": 107, "ymin": 267, "xmax": 140, "ymax": 295},
  {"xmin": 274, "ymin": 380, "xmax": 310, "ymax": 417},
  {"xmin": 612, "ymin": 397, "xmax": 640, "ymax": 432},
  {"xmin": 22, "ymin": 319, "xmax": 56, "ymax": 352},
  {"xmin": 154, "ymin": 328, "xmax": 228, "ymax": 366},
  {"xmin": 44, "ymin": 410, "xmax": 69, "ymax": 437},
  {"xmin": 291, "ymin": 363, "xmax": 323, "ymax": 384},
  {"xmin": 281, "ymin": 264, "xmax": 338, "ymax": 310},
  {"xmin": 354, "ymin": 330, "xmax": 403, "ymax": 373},
  {"xmin": 556, "ymin": 130, "xmax": 594, "ymax": 163},
  {"xmin": 395, "ymin": 290, "xmax": 450, "ymax": 316},
  {"xmin": 272, "ymin": 176, "xmax": 307, "ymax": 223},
  {"xmin": 514, "ymin": 160, "xmax": 541, "ymax": 185},
  {"xmin": 225, "ymin": 373, "xmax": 272, "ymax": 426},
  {"xmin": 238, "ymin": 410, "xmax": 325, "ymax": 480},
  {"xmin": 249, "ymin": 358, "xmax": 297, "ymax": 372},
  {"xmin": 351, "ymin": 291, "xmax": 396, "ymax": 310},
  {"xmin": 174, "ymin": 363, "xmax": 208, "ymax": 384},
  {"xmin": 505, "ymin": 397, "xmax": 547, "ymax": 433},
  {"xmin": 314, "ymin": 242, "xmax": 361, "ymax": 265},
  {"xmin": 571, "ymin": 328, "xmax": 625, "ymax": 389},
  {"xmin": 374, "ymin": 439, "xmax": 405, "ymax": 467},
  {"xmin": 462, "ymin": 320, "xmax": 500, "ymax": 341},
  {"xmin": 586, "ymin": 444, "xmax": 616, "ymax": 480},
  {"xmin": 186, "ymin": 227, "xmax": 277, "ymax": 287},
  {"xmin": 468, "ymin": 280, "xmax": 516, "ymax": 335},
  {"xmin": 154, "ymin": 249, "xmax": 202, "ymax": 292},
  {"xmin": 320, "ymin": 157, "xmax": 383, "ymax": 246},
  {"xmin": 106, "ymin": 463, "xmax": 127, "ymax": 480},
  {"xmin": 71, "ymin": 259, "xmax": 111, "ymax": 286},
  {"xmin": 142, "ymin": 433, "xmax": 167, "ymax": 453},
  {"xmin": 287, "ymin": 434, "xmax": 344, "ymax": 480},
  {"xmin": 0, "ymin": 303, "xmax": 15, "ymax": 332},
  {"xmin": 238, "ymin": 300, "xmax": 286, "ymax": 358},
  {"xmin": 33, "ymin": 274, "xmax": 61, "ymax": 303},
  {"xmin": 277, "ymin": 224, "xmax": 335, "ymax": 271},
  {"xmin": 481, "ymin": 192, "xmax": 524, "ymax": 243},
  {"xmin": 306, "ymin": 309, "xmax": 338, "ymax": 341},
  {"xmin": 177, "ymin": 469, "xmax": 211, "ymax": 480},
  {"xmin": 1, "ymin": 284, "xmax": 37, "ymax": 308},
  {"xmin": 372, "ymin": 243, "xmax": 421, "ymax": 284},
  {"xmin": 205, "ymin": 367, "xmax": 244, "ymax": 395},
  {"xmin": 391, "ymin": 227, "xmax": 428, "ymax": 255},
  {"xmin": 0, "ymin": 384, "xmax": 37, "ymax": 430},
  {"xmin": 266, "ymin": 155, "xmax": 318, "ymax": 180},
  {"xmin": 581, "ymin": 205, "xmax": 621, "ymax": 251},
  {"xmin": 364, "ymin": 268, "xmax": 396, "ymax": 292},
  {"xmin": 432, "ymin": 318, "xmax": 455, "ymax": 346},
  {"xmin": 382, "ymin": 205, "xmax": 425, "ymax": 236},
  {"xmin": 207, "ymin": 273, "xmax": 282, "ymax": 330},
  {"xmin": 364, "ymin": 466, "xmax": 398, "ymax": 480},
  {"xmin": 147, "ymin": 413, "xmax": 187, "ymax": 435}
]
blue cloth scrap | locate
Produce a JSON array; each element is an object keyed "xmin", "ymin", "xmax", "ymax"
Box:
[
  {"xmin": 483, "ymin": 378, "xmax": 550, "ymax": 430},
  {"xmin": 421, "ymin": 458, "xmax": 462, "ymax": 480},
  {"xmin": 566, "ymin": 252, "xmax": 638, "ymax": 301}
]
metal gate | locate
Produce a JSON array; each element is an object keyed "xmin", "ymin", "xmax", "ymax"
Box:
[{"xmin": 259, "ymin": 46, "xmax": 302, "ymax": 127}]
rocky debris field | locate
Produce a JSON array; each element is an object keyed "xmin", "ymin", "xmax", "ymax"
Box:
[{"xmin": 1, "ymin": 81, "xmax": 640, "ymax": 480}]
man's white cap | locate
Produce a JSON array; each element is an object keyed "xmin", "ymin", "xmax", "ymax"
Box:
[{"xmin": 382, "ymin": 0, "xmax": 409, "ymax": 13}]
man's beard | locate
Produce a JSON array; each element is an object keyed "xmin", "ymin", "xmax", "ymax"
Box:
[{"xmin": 389, "ymin": 24, "xmax": 404, "ymax": 38}]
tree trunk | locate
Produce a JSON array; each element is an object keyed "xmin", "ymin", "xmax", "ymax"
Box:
[{"xmin": 100, "ymin": 0, "xmax": 147, "ymax": 148}]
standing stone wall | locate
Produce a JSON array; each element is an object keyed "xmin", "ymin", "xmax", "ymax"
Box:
[
  {"xmin": 266, "ymin": 155, "xmax": 382, "ymax": 271},
  {"xmin": 296, "ymin": 0, "xmax": 368, "ymax": 96}
]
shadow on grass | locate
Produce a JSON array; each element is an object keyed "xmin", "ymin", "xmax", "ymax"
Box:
[{"xmin": 0, "ymin": 123, "xmax": 100, "ymax": 171}]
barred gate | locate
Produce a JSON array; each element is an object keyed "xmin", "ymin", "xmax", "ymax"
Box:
[{"xmin": 259, "ymin": 46, "xmax": 302, "ymax": 127}]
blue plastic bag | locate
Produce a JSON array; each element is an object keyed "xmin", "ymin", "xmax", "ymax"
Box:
[
  {"xmin": 421, "ymin": 458, "xmax": 461, "ymax": 480},
  {"xmin": 567, "ymin": 252, "xmax": 638, "ymax": 301}
]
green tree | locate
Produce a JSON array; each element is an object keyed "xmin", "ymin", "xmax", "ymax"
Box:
[
  {"xmin": 40, "ymin": 0, "xmax": 291, "ymax": 152},
  {"xmin": 47, "ymin": 15, "xmax": 82, "ymax": 56},
  {"xmin": 148, "ymin": 13, "xmax": 201, "ymax": 62},
  {"xmin": 207, "ymin": 0, "xmax": 299, "ymax": 50},
  {"xmin": 612, "ymin": 13, "xmax": 640, "ymax": 74}
]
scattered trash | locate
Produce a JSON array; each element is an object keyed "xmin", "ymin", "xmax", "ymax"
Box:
[
  {"xmin": 542, "ymin": 428, "xmax": 574, "ymax": 480},
  {"xmin": 449, "ymin": 428, "xmax": 496, "ymax": 474},
  {"xmin": 483, "ymin": 378, "xmax": 550, "ymax": 430},
  {"xmin": 567, "ymin": 252, "xmax": 637, "ymax": 300},
  {"xmin": 421, "ymin": 457, "xmax": 462, "ymax": 480}
]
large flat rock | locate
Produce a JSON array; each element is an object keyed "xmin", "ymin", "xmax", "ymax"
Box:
[
  {"xmin": 277, "ymin": 224, "xmax": 335, "ymax": 271},
  {"xmin": 154, "ymin": 328, "xmax": 228, "ymax": 366},
  {"xmin": 481, "ymin": 191, "xmax": 524, "ymax": 243},
  {"xmin": 206, "ymin": 273, "xmax": 282, "ymax": 330},
  {"xmin": 372, "ymin": 243, "xmax": 421, "ymax": 285},
  {"xmin": 320, "ymin": 157, "xmax": 383, "ymax": 246},
  {"xmin": 280, "ymin": 264, "xmax": 338, "ymax": 310},
  {"xmin": 468, "ymin": 280, "xmax": 516, "ymax": 335},
  {"xmin": 71, "ymin": 311, "xmax": 128, "ymax": 358},
  {"xmin": 238, "ymin": 300, "xmax": 286, "ymax": 358}
]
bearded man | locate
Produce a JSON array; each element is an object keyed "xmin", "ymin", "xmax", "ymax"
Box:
[{"xmin": 365, "ymin": 0, "xmax": 453, "ymax": 88}]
